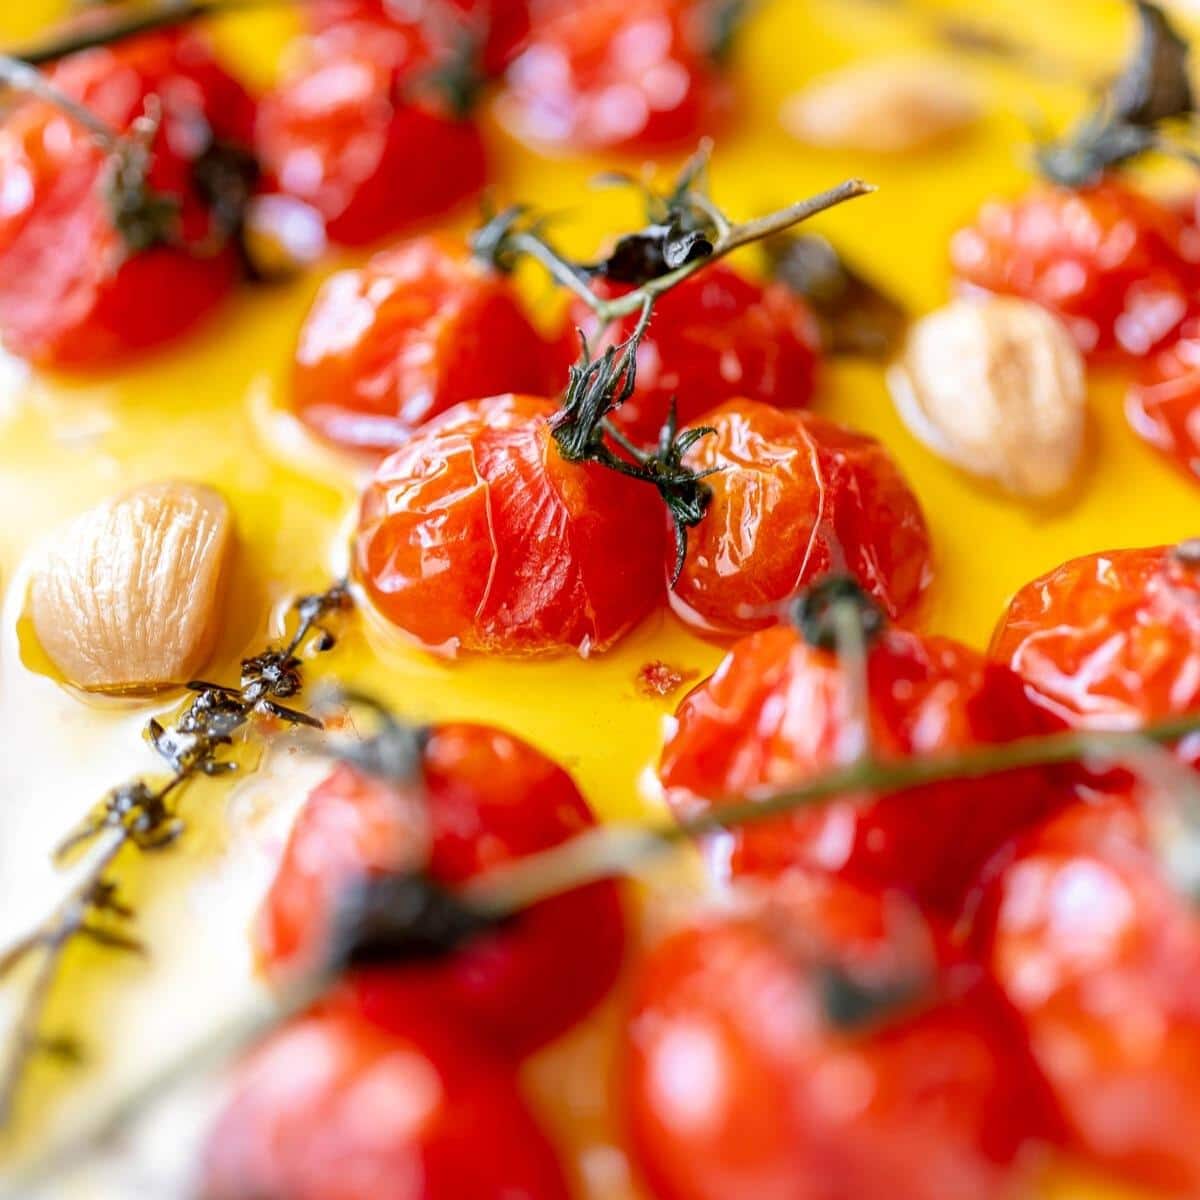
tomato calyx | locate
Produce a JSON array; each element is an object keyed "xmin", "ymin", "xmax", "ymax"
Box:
[
  {"xmin": 313, "ymin": 688, "xmax": 431, "ymax": 783},
  {"xmin": 790, "ymin": 574, "xmax": 887, "ymax": 652},
  {"xmin": 816, "ymin": 961, "xmax": 931, "ymax": 1032}
]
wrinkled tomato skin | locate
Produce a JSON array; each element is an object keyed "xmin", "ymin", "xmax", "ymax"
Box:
[
  {"xmin": 355, "ymin": 394, "xmax": 667, "ymax": 656},
  {"xmin": 500, "ymin": 0, "xmax": 731, "ymax": 154},
  {"xmin": 1126, "ymin": 313, "xmax": 1200, "ymax": 482},
  {"xmin": 659, "ymin": 623, "xmax": 1058, "ymax": 912},
  {"xmin": 990, "ymin": 546, "xmax": 1200, "ymax": 768},
  {"xmin": 259, "ymin": 723, "xmax": 626, "ymax": 1058},
  {"xmin": 966, "ymin": 798, "xmax": 1200, "ymax": 1194},
  {"xmin": 671, "ymin": 400, "xmax": 931, "ymax": 635},
  {"xmin": 0, "ymin": 32, "xmax": 255, "ymax": 368},
  {"xmin": 201, "ymin": 1010, "xmax": 571, "ymax": 1200},
  {"xmin": 624, "ymin": 875, "xmax": 1058, "ymax": 1200},
  {"xmin": 951, "ymin": 180, "xmax": 1199, "ymax": 362},
  {"xmin": 293, "ymin": 237, "xmax": 564, "ymax": 452},
  {"xmin": 256, "ymin": 25, "xmax": 486, "ymax": 246},
  {"xmin": 571, "ymin": 265, "xmax": 821, "ymax": 445}
]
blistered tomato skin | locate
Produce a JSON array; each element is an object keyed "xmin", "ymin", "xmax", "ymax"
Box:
[
  {"xmin": 1126, "ymin": 314, "xmax": 1200, "ymax": 482},
  {"xmin": 201, "ymin": 1010, "xmax": 571, "ymax": 1200},
  {"xmin": 256, "ymin": 24, "xmax": 486, "ymax": 247},
  {"xmin": 968, "ymin": 799, "xmax": 1200, "ymax": 1195},
  {"xmin": 659, "ymin": 623, "xmax": 1057, "ymax": 911},
  {"xmin": 258, "ymin": 724, "xmax": 626, "ymax": 1058},
  {"xmin": 624, "ymin": 876, "xmax": 1058, "ymax": 1200},
  {"xmin": 951, "ymin": 179, "xmax": 1198, "ymax": 362},
  {"xmin": 990, "ymin": 545, "xmax": 1200, "ymax": 766},
  {"xmin": 500, "ymin": 0, "xmax": 731, "ymax": 154},
  {"xmin": 0, "ymin": 31, "xmax": 256, "ymax": 368},
  {"xmin": 355, "ymin": 394, "xmax": 667, "ymax": 656},
  {"xmin": 572, "ymin": 265, "xmax": 821, "ymax": 445},
  {"xmin": 670, "ymin": 400, "xmax": 931, "ymax": 635},
  {"xmin": 293, "ymin": 237, "xmax": 562, "ymax": 452}
]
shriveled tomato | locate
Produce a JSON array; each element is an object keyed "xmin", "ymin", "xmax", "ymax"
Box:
[
  {"xmin": 967, "ymin": 796, "xmax": 1200, "ymax": 1194},
  {"xmin": 659, "ymin": 615, "xmax": 1058, "ymax": 911},
  {"xmin": 293, "ymin": 236, "xmax": 563, "ymax": 452},
  {"xmin": 990, "ymin": 544, "xmax": 1200, "ymax": 767},
  {"xmin": 499, "ymin": 0, "xmax": 732, "ymax": 154},
  {"xmin": 355, "ymin": 393, "xmax": 667, "ymax": 655},
  {"xmin": 256, "ymin": 23, "xmax": 486, "ymax": 246},
  {"xmin": 202, "ymin": 1009, "xmax": 570, "ymax": 1200},
  {"xmin": 951, "ymin": 179, "xmax": 1199, "ymax": 361},
  {"xmin": 0, "ymin": 31, "xmax": 257, "ymax": 367},
  {"xmin": 259, "ymin": 723, "xmax": 626, "ymax": 1057},
  {"xmin": 625, "ymin": 874, "xmax": 1059, "ymax": 1200},
  {"xmin": 670, "ymin": 400, "xmax": 931, "ymax": 635},
  {"xmin": 1126, "ymin": 312, "xmax": 1200, "ymax": 481},
  {"xmin": 571, "ymin": 264, "xmax": 821, "ymax": 444}
]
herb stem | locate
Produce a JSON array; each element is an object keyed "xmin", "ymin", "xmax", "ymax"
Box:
[{"xmin": 0, "ymin": 54, "xmax": 119, "ymax": 147}]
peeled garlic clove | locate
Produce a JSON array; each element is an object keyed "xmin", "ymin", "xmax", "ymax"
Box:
[
  {"xmin": 889, "ymin": 297, "xmax": 1086, "ymax": 500},
  {"xmin": 30, "ymin": 481, "xmax": 234, "ymax": 693},
  {"xmin": 781, "ymin": 57, "xmax": 981, "ymax": 154}
]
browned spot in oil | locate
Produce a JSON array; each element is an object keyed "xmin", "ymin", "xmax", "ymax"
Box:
[{"xmin": 636, "ymin": 660, "xmax": 697, "ymax": 698}]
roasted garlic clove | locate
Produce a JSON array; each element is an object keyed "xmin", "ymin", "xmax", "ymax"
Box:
[
  {"xmin": 30, "ymin": 481, "xmax": 234, "ymax": 693},
  {"xmin": 889, "ymin": 297, "xmax": 1087, "ymax": 500}
]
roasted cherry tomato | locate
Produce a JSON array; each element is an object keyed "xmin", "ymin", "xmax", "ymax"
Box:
[
  {"xmin": 659, "ymin": 617, "xmax": 1058, "ymax": 911},
  {"xmin": 256, "ymin": 24, "xmax": 486, "ymax": 246},
  {"xmin": 499, "ymin": 0, "xmax": 732, "ymax": 154},
  {"xmin": 1126, "ymin": 312, "xmax": 1200, "ymax": 482},
  {"xmin": 991, "ymin": 544, "xmax": 1200, "ymax": 767},
  {"xmin": 951, "ymin": 179, "xmax": 1199, "ymax": 362},
  {"xmin": 293, "ymin": 236, "xmax": 563, "ymax": 452},
  {"xmin": 625, "ymin": 874, "xmax": 1059, "ymax": 1200},
  {"xmin": 202, "ymin": 1010, "xmax": 570, "ymax": 1200},
  {"xmin": 355, "ymin": 393, "xmax": 667, "ymax": 655},
  {"xmin": 670, "ymin": 400, "xmax": 931, "ymax": 635},
  {"xmin": 0, "ymin": 31, "xmax": 256, "ymax": 367},
  {"xmin": 259, "ymin": 723, "xmax": 626, "ymax": 1057},
  {"xmin": 967, "ymin": 796, "xmax": 1200, "ymax": 1195},
  {"xmin": 571, "ymin": 264, "xmax": 821, "ymax": 444}
]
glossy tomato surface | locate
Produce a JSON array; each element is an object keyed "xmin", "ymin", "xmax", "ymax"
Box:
[
  {"xmin": 293, "ymin": 236, "xmax": 563, "ymax": 452},
  {"xmin": 951, "ymin": 179, "xmax": 1199, "ymax": 362},
  {"xmin": 355, "ymin": 393, "xmax": 667, "ymax": 655},
  {"xmin": 625, "ymin": 875, "xmax": 1057, "ymax": 1200},
  {"xmin": 202, "ymin": 1009, "xmax": 571, "ymax": 1200},
  {"xmin": 1126, "ymin": 312, "xmax": 1200, "ymax": 483},
  {"xmin": 659, "ymin": 622, "xmax": 1058, "ymax": 910},
  {"xmin": 670, "ymin": 400, "xmax": 931, "ymax": 635},
  {"xmin": 0, "ymin": 31, "xmax": 255, "ymax": 367},
  {"xmin": 259, "ymin": 723, "xmax": 626, "ymax": 1057},
  {"xmin": 572, "ymin": 264, "xmax": 821, "ymax": 445}
]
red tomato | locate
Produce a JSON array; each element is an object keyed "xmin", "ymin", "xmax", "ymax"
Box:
[
  {"xmin": 990, "ymin": 544, "xmax": 1200, "ymax": 767},
  {"xmin": 1126, "ymin": 312, "xmax": 1200, "ymax": 482},
  {"xmin": 624, "ymin": 874, "xmax": 1058, "ymax": 1200},
  {"xmin": 500, "ymin": 0, "xmax": 732, "ymax": 154},
  {"xmin": 355, "ymin": 393, "xmax": 667, "ymax": 655},
  {"xmin": 259, "ymin": 723, "xmax": 626, "ymax": 1057},
  {"xmin": 951, "ymin": 179, "xmax": 1199, "ymax": 362},
  {"xmin": 293, "ymin": 236, "xmax": 563, "ymax": 452},
  {"xmin": 659, "ymin": 621, "xmax": 1058, "ymax": 911},
  {"xmin": 0, "ymin": 31, "xmax": 256, "ymax": 367},
  {"xmin": 571, "ymin": 264, "xmax": 821, "ymax": 444},
  {"xmin": 670, "ymin": 400, "xmax": 931, "ymax": 635},
  {"xmin": 256, "ymin": 24, "xmax": 486, "ymax": 246},
  {"xmin": 202, "ymin": 1009, "xmax": 570, "ymax": 1200},
  {"xmin": 968, "ymin": 797, "xmax": 1200, "ymax": 1194}
]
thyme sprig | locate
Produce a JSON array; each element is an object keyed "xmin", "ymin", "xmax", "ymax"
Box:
[{"xmin": 0, "ymin": 581, "xmax": 350, "ymax": 1128}]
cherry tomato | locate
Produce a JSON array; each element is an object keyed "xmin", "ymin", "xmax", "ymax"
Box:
[
  {"xmin": 670, "ymin": 400, "xmax": 931, "ymax": 635},
  {"xmin": 293, "ymin": 236, "xmax": 564, "ymax": 452},
  {"xmin": 951, "ymin": 179, "xmax": 1199, "ymax": 362},
  {"xmin": 0, "ymin": 31, "xmax": 256, "ymax": 367},
  {"xmin": 355, "ymin": 393, "xmax": 667, "ymax": 655},
  {"xmin": 1126, "ymin": 311, "xmax": 1200, "ymax": 482},
  {"xmin": 990, "ymin": 544, "xmax": 1200, "ymax": 767},
  {"xmin": 571, "ymin": 264, "xmax": 821, "ymax": 445},
  {"xmin": 259, "ymin": 723, "xmax": 626, "ymax": 1057},
  {"xmin": 256, "ymin": 23, "xmax": 486, "ymax": 246},
  {"xmin": 624, "ymin": 874, "xmax": 1059, "ymax": 1200},
  {"xmin": 202, "ymin": 1009, "xmax": 571, "ymax": 1200},
  {"xmin": 499, "ymin": 0, "xmax": 732, "ymax": 154},
  {"xmin": 967, "ymin": 797, "xmax": 1200, "ymax": 1194},
  {"xmin": 659, "ymin": 620, "xmax": 1058, "ymax": 911}
]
